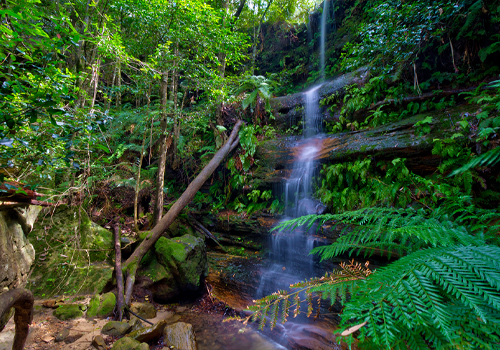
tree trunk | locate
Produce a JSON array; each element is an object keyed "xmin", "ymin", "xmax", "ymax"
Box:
[
  {"xmin": 113, "ymin": 225, "xmax": 125, "ymax": 321},
  {"xmin": 116, "ymin": 60, "xmax": 122, "ymax": 111},
  {"xmin": 122, "ymin": 120, "xmax": 244, "ymax": 304},
  {"xmin": 134, "ymin": 87, "xmax": 151, "ymax": 231},
  {"xmin": 251, "ymin": 0, "xmax": 273, "ymax": 75},
  {"xmin": 153, "ymin": 72, "xmax": 169, "ymax": 226},
  {"xmin": 0, "ymin": 288, "xmax": 34, "ymax": 350}
]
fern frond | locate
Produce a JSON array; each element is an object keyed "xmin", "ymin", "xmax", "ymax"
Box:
[
  {"xmin": 449, "ymin": 147, "xmax": 500, "ymax": 176},
  {"xmin": 341, "ymin": 245, "xmax": 500, "ymax": 348}
]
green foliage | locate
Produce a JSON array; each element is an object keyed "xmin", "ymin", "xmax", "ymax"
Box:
[
  {"xmin": 318, "ymin": 158, "xmax": 416, "ymax": 212},
  {"xmin": 251, "ymin": 203, "xmax": 500, "ymax": 349},
  {"xmin": 450, "ymin": 147, "xmax": 500, "ymax": 176}
]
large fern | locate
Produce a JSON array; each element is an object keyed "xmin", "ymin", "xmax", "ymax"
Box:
[
  {"xmin": 275, "ymin": 206, "xmax": 484, "ymax": 260},
  {"xmin": 340, "ymin": 246, "xmax": 500, "ymax": 349},
  {"xmin": 251, "ymin": 204, "xmax": 500, "ymax": 349}
]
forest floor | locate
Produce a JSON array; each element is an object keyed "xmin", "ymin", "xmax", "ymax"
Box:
[{"xmin": 0, "ymin": 293, "xmax": 281, "ymax": 350}]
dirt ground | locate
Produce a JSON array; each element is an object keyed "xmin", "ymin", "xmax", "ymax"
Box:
[{"xmin": 0, "ymin": 299, "xmax": 178, "ymax": 350}]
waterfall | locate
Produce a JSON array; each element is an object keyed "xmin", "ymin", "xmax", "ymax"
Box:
[{"xmin": 256, "ymin": 85, "xmax": 324, "ymax": 298}]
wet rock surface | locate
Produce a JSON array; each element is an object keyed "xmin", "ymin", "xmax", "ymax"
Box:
[{"xmin": 257, "ymin": 104, "xmax": 480, "ymax": 185}]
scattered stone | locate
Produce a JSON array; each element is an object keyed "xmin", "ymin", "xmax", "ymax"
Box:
[
  {"xmin": 53, "ymin": 304, "xmax": 83, "ymax": 320},
  {"xmin": 64, "ymin": 333, "xmax": 83, "ymax": 344},
  {"xmin": 41, "ymin": 335, "xmax": 54, "ymax": 343},
  {"xmin": 42, "ymin": 299, "xmax": 63, "ymax": 309},
  {"xmin": 87, "ymin": 292, "xmax": 117, "ymax": 317},
  {"xmin": 128, "ymin": 317, "xmax": 144, "ymax": 332},
  {"xmin": 101, "ymin": 321, "xmax": 132, "ymax": 336},
  {"xmin": 163, "ymin": 322, "xmax": 197, "ymax": 350},
  {"xmin": 54, "ymin": 328, "xmax": 70, "ymax": 342},
  {"xmin": 130, "ymin": 302, "xmax": 157, "ymax": 319},
  {"xmin": 91, "ymin": 335, "xmax": 106, "ymax": 350},
  {"xmin": 128, "ymin": 319, "xmax": 167, "ymax": 343},
  {"xmin": 111, "ymin": 337, "xmax": 148, "ymax": 350}
]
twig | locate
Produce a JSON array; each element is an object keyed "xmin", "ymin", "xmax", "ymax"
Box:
[{"xmin": 124, "ymin": 306, "xmax": 154, "ymax": 325}]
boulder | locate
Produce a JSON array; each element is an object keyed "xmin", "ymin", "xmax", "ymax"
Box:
[
  {"xmin": 0, "ymin": 206, "xmax": 39, "ymax": 292},
  {"xmin": 53, "ymin": 304, "xmax": 83, "ymax": 320},
  {"xmin": 28, "ymin": 205, "xmax": 115, "ymax": 297},
  {"xmin": 111, "ymin": 337, "xmax": 148, "ymax": 350},
  {"xmin": 130, "ymin": 302, "xmax": 156, "ymax": 319},
  {"xmin": 163, "ymin": 322, "xmax": 197, "ymax": 350},
  {"xmin": 54, "ymin": 328, "xmax": 70, "ymax": 342},
  {"xmin": 101, "ymin": 321, "xmax": 132, "ymax": 336},
  {"xmin": 87, "ymin": 292, "xmax": 116, "ymax": 318},
  {"xmin": 138, "ymin": 234, "xmax": 208, "ymax": 302}
]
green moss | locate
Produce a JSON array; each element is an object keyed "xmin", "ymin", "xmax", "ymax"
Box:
[
  {"xmin": 87, "ymin": 295, "xmax": 100, "ymax": 317},
  {"xmin": 28, "ymin": 205, "xmax": 115, "ymax": 297},
  {"xmin": 99, "ymin": 292, "xmax": 116, "ymax": 316},
  {"xmin": 139, "ymin": 231, "xmax": 153, "ymax": 241},
  {"xmin": 86, "ymin": 292, "xmax": 116, "ymax": 318},
  {"xmin": 155, "ymin": 236, "xmax": 187, "ymax": 263},
  {"xmin": 111, "ymin": 337, "xmax": 149, "ymax": 350},
  {"xmin": 141, "ymin": 254, "xmax": 171, "ymax": 282},
  {"xmin": 53, "ymin": 304, "xmax": 83, "ymax": 320}
]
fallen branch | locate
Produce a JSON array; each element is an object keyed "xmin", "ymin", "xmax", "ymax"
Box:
[
  {"xmin": 189, "ymin": 215, "xmax": 226, "ymax": 251},
  {"xmin": 0, "ymin": 288, "xmax": 34, "ymax": 350},
  {"xmin": 122, "ymin": 120, "xmax": 244, "ymax": 304},
  {"xmin": 124, "ymin": 306, "xmax": 154, "ymax": 325}
]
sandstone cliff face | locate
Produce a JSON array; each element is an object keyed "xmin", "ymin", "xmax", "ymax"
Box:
[{"xmin": 0, "ymin": 206, "xmax": 40, "ymax": 292}]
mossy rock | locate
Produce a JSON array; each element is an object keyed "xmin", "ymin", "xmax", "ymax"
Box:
[
  {"xmin": 87, "ymin": 292, "xmax": 116, "ymax": 318},
  {"xmin": 137, "ymin": 234, "xmax": 208, "ymax": 302},
  {"xmin": 28, "ymin": 205, "xmax": 115, "ymax": 297},
  {"xmin": 155, "ymin": 235, "xmax": 208, "ymax": 288},
  {"xmin": 53, "ymin": 304, "xmax": 83, "ymax": 320},
  {"xmin": 111, "ymin": 337, "xmax": 149, "ymax": 350},
  {"xmin": 101, "ymin": 321, "xmax": 132, "ymax": 336}
]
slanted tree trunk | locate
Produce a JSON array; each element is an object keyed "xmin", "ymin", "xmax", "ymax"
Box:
[
  {"xmin": 153, "ymin": 72, "xmax": 169, "ymax": 226},
  {"xmin": 122, "ymin": 120, "xmax": 244, "ymax": 304},
  {"xmin": 0, "ymin": 288, "xmax": 34, "ymax": 350}
]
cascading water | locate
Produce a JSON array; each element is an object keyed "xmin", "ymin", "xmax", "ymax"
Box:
[{"xmin": 256, "ymin": 86, "xmax": 325, "ymax": 299}]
